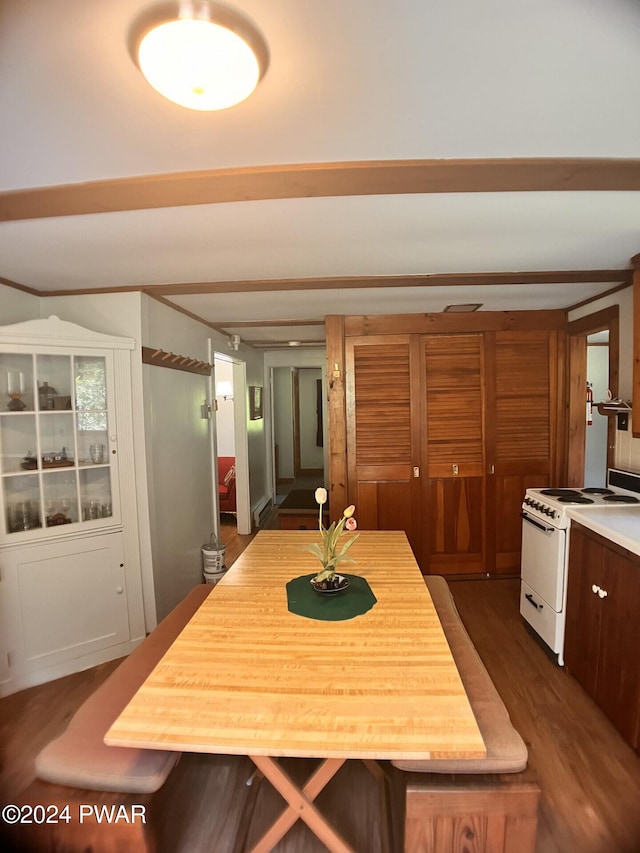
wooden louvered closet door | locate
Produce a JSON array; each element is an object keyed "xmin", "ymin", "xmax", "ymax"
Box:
[
  {"xmin": 485, "ymin": 330, "xmax": 557, "ymax": 574},
  {"xmin": 345, "ymin": 336, "xmax": 422, "ymax": 560},
  {"xmin": 421, "ymin": 334, "xmax": 485, "ymax": 575}
]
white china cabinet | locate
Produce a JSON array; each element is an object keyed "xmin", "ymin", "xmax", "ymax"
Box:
[{"xmin": 0, "ymin": 317, "xmax": 145, "ymax": 696}]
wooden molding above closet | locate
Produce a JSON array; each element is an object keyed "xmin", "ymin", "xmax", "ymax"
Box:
[{"xmin": 344, "ymin": 309, "xmax": 566, "ymax": 337}]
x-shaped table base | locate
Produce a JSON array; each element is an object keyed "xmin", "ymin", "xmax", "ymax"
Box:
[{"xmin": 246, "ymin": 755, "xmax": 355, "ymax": 853}]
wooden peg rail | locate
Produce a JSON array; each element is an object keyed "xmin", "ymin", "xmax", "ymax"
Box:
[{"xmin": 141, "ymin": 346, "xmax": 212, "ymax": 376}]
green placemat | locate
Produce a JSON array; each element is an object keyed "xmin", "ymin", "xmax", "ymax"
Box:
[{"xmin": 286, "ymin": 574, "xmax": 377, "ymax": 621}]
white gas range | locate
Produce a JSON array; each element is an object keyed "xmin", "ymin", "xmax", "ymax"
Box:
[{"xmin": 520, "ymin": 468, "xmax": 640, "ymax": 665}]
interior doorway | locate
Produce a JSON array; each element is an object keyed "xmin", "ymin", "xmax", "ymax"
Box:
[
  {"xmin": 211, "ymin": 351, "xmax": 252, "ymax": 537},
  {"xmin": 566, "ymin": 307, "xmax": 619, "ymax": 487},
  {"xmin": 270, "ymin": 365, "xmax": 326, "ymax": 507},
  {"xmin": 293, "ymin": 368, "xmax": 324, "ymax": 478},
  {"xmin": 584, "ymin": 332, "xmax": 610, "ymax": 486}
]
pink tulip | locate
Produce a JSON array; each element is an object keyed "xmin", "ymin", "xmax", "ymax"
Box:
[{"xmin": 345, "ymin": 517, "xmax": 357, "ymax": 531}]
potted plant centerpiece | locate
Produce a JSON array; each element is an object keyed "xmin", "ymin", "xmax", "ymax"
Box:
[{"xmin": 305, "ymin": 488, "xmax": 359, "ymax": 593}]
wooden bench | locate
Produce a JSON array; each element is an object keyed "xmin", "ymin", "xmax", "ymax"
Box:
[
  {"xmin": 10, "ymin": 584, "xmax": 215, "ymax": 852},
  {"xmin": 391, "ymin": 576, "xmax": 540, "ymax": 853}
]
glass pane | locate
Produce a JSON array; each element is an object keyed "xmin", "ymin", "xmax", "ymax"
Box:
[
  {"xmin": 0, "ymin": 353, "xmax": 35, "ymax": 412},
  {"xmin": 0, "ymin": 413, "xmax": 38, "ymax": 474},
  {"xmin": 74, "ymin": 356, "xmax": 107, "ymax": 420},
  {"xmin": 35, "ymin": 355, "xmax": 72, "ymax": 411},
  {"xmin": 79, "ymin": 468, "xmax": 112, "ymax": 520},
  {"xmin": 42, "ymin": 469, "xmax": 78, "ymax": 527},
  {"xmin": 3, "ymin": 474, "xmax": 42, "ymax": 533},
  {"xmin": 39, "ymin": 413, "xmax": 76, "ymax": 467},
  {"xmin": 76, "ymin": 422, "xmax": 108, "ymax": 467}
]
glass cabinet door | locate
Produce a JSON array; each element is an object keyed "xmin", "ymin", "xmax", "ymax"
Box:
[
  {"xmin": 0, "ymin": 351, "xmax": 117, "ymax": 540},
  {"xmin": 74, "ymin": 355, "xmax": 112, "ymax": 521}
]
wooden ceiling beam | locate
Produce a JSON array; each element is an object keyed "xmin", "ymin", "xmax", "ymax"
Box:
[
  {"xmin": 211, "ymin": 318, "xmax": 325, "ymax": 328},
  {"xmin": 2, "ymin": 158, "xmax": 640, "ymax": 222},
  {"xmin": 140, "ymin": 269, "xmax": 631, "ymax": 296}
]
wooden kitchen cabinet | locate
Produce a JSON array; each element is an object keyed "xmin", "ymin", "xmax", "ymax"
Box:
[{"xmin": 565, "ymin": 522, "xmax": 640, "ymax": 748}]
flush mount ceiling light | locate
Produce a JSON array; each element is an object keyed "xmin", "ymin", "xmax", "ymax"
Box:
[{"xmin": 129, "ymin": 1, "xmax": 269, "ymax": 111}]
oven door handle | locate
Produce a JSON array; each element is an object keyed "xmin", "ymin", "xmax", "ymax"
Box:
[
  {"xmin": 525, "ymin": 593, "xmax": 544, "ymax": 611},
  {"xmin": 520, "ymin": 512, "xmax": 555, "ymax": 534}
]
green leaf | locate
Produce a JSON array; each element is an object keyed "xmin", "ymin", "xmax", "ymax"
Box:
[
  {"xmin": 302, "ymin": 543, "xmax": 324, "ymax": 561},
  {"xmin": 337, "ymin": 534, "xmax": 359, "ymax": 557}
]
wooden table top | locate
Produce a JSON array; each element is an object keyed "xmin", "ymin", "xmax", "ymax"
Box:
[{"xmin": 105, "ymin": 530, "xmax": 486, "ymax": 761}]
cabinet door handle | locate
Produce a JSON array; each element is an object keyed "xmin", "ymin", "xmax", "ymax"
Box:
[
  {"xmin": 592, "ymin": 584, "xmax": 600, "ymax": 594},
  {"xmin": 598, "ymin": 588, "xmax": 608, "ymax": 598}
]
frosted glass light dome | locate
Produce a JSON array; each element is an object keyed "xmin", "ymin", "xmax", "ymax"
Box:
[{"xmin": 132, "ymin": 2, "xmax": 269, "ymax": 111}]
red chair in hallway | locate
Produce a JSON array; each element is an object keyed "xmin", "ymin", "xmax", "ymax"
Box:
[{"xmin": 217, "ymin": 457, "xmax": 236, "ymax": 513}]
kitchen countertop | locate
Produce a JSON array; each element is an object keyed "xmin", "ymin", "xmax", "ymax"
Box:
[{"xmin": 566, "ymin": 506, "xmax": 640, "ymax": 558}]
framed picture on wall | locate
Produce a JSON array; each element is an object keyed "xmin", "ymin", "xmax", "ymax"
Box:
[{"xmin": 249, "ymin": 385, "xmax": 263, "ymax": 420}]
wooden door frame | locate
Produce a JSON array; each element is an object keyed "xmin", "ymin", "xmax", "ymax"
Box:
[
  {"xmin": 292, "ymin": 368, "xmax": 300, "ymax": 477},
  {"xmin": 293, "ymin": 368, "xmax": 325, "ymax": 477},
  {"xmin": 566, "ymin": 307, "xmax": 619, "ymax": 486}
]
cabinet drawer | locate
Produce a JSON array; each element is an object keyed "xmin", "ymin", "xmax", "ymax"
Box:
[{"xmin": 520, "ymin": 580, "xmax": 564, "ymax": 659}]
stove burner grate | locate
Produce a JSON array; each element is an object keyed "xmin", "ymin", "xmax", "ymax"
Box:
[
  {"xmin": 540, "ymin": 488, "xmax": 582, "ymax": 497},
  {"xmin": 602, "ymin": 494, "xmax": 639, "ymax": 503},
  {"xmin": 581, "ymin": 487, "xmax": 615, "ymax": 495},
  {"xmin": 557, "ymin": 496, "xmax": 594, "ymax": 504}
]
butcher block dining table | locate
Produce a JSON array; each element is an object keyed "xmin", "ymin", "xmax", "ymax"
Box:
[{"xmin": 105, "ymin": 530, "xmax": 485, "ymax": 853}]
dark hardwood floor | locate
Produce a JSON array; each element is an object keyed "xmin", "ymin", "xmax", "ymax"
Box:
[
  {"xmin": 219, "ymin": 513, "xmax": 256, "ymax": 565},
  {"xmin": 449, "ymin": 579, "xmax": 640, "ymax": 853},
  {"xmin": 1, "ymin": 535, "xmax": 639, "ymax": 852}
]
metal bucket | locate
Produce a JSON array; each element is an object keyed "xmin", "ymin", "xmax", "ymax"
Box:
[
  {"xmin": 202, "ymin": 533, "xmax": 226, "ymax": 576},
  {"xmin": 203, "ymin": 568, "xmax": 227, "ymax": 585}
]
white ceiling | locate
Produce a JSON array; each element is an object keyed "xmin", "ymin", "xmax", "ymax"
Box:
[{"xmin": 1, "ymin": 0, "xmax": 640, "ymax": 347}]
